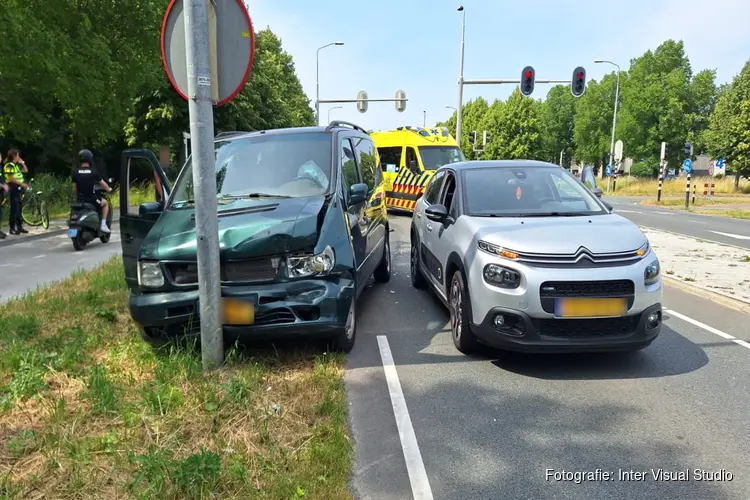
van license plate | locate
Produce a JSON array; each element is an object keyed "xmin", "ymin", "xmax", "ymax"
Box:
[
  {"xmin": 196, "ymin": 297, "xmax": 256, "ymax": 325},
  {"xmin": 554, "ymin": 298, "xmax": 627, "ymax": 318},
  {"xmin": 68, "ymin": 229, "xmax": 78, "ymax": 238}
]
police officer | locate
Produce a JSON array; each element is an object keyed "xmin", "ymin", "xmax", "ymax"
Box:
[
  {"xmin": 72, "ymin": 149, "xmax": 112, "ymax": 233},
  {"xmin": 0, "ymin": 153, "xmax": 7, "ymax": 239},
  {"xmin": 3, "ymin": 149, "xmax": 29, "ymax": 235}
]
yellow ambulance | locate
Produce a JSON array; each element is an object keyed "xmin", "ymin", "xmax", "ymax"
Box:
[{"xmin": 370, "ymin": 126, "xmax": 465, "ymax": 212}]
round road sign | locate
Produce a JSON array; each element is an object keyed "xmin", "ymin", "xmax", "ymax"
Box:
[{"xmin": 161, "ymin": 0, "xmax": 255, "ymax": 106}]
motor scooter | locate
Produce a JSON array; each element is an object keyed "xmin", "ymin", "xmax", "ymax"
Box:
[{"xmin": 67, "ymin": 180, "xmax": 114, "ymax": 251}]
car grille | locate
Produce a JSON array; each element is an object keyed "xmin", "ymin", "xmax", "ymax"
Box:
[
  {"xmin": 254, "ymin": 308, "xmax": 296, "ymax": 325},
  {"xmin": 508, "ymin": 246, "xmax": 644, "ymax": 268},
  {"xmin": 166, "ymin": 258, "xmax": 279, "ymax": 285},
  {"xmin": 539, "ymin": 280, "xmax": 635, "ymax": 314},
  {"xmin": 537, "ymin": 317, "xmax": 638, "ymax": 338}
]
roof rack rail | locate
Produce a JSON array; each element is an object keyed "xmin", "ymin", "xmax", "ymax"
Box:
[
  {"xmin": 215, "ymin": 131, "xmax": 249, "ymax": 138},
  {"xmin": 325, "ymin": 120, "xmax": 368, "ymax": 134}
]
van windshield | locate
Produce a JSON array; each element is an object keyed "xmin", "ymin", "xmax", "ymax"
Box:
[
  {"xmin": 169, "ymin": 132, "xmax": 333, "ymax": 209},
  {"xmin": 418, "ymin": 146, "xmax": 464, "ymax": 170}
]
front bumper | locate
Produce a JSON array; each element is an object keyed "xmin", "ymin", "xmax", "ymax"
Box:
[
  {"xmin": 129, "ymin": 277, "xmax": 354, "ymax": 342},
  {"xmin": 471, "ymin": 303, "xmax": 662, "ymax": 353}
]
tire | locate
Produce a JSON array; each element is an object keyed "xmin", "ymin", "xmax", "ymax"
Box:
[
  {"xmin": 330, "ymin": 296, "xmax": 356, "ymax": 353},
  {"xmin": 21, "ymin": 200, "xmax": 41, "ymax": 227},
  {"xmin": 72, "ymin": 234, "xmax": 87, "ymax": 251},
  {"xmin": 449, "ymin": 269, "xmax": 479, "ymax": 354},
  {"xmin": 373, "ymin": 232, "xmax": 391, "ymax": 283},
  {"xmin": 410, "ymin": 236, "xmax": 427, "ymax": 289},
  {"xmin": 40, "ymin": 201, "xmax": 49, "ymax": 229}
]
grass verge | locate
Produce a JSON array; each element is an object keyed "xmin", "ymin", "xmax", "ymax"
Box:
[
  {"xmin": 0, "ymin": 257, "xmax": 352, "ymax": 499},
  {"xmin": 607, "ymin": 176, "xmax": 750, "ymax": 196},
  {"xmin": 692, "ymin": 209, "xmax": 750, "ymax": 220}
]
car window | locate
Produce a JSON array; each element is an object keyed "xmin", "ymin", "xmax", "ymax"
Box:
[
  {"xmin": 340, "ymin": 138, "xmax": 360, "ymax": 190},
  {"xmin": 352, "ymin": 136, "xmax": 381, "ymax": 192},
  {"xmin": 378, "ymin": 146, "xmax": 402, "ymax": 173},
  {"xmin": 168, "ymin": 132, "xmax": 333, "ymax": 209},
  {"xmin": 462, "ymin": 166, "xmax": 606, "ymax": 217},
  {"xmin": 405, "ymin": 147, "xmax": 419, "ymax": 171},
  {"xmin": 418, "ymin": 146, "xmax": 465, "ymax": 170},
  {"xmin": 440, "ymin": 172, "xmax": 457, "ymax": 214},
  {"xmin": 423, "ymin": 170, "xmax": 445, "ymax": 204}
]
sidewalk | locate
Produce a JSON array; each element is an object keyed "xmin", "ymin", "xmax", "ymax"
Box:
[
  {"xmin": 0, "ymin": 212, "xmax": 123, "ymax": 247},
  {"xmin": 643, "ymin": 227, "xmax": 750, "ymax": 308}
]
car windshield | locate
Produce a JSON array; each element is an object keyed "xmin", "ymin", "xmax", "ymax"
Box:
[
  {"xmin": 418, "ymin": 146, "xmax": 464, "ymax": 170},
  {"xmin": 463, "ymin": 166, "xmax": 606, "ymax": 217},
  {"xmin": 169, "ymin": 132, "xmax": 332, "ymax": 209}
]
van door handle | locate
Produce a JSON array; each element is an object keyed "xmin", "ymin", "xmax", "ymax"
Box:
[
  {"xmin": 426, "ymin": 224, "xmax": 432, "ymax": 232},
  {"xmin": 123, "ymin": 233, "xmax": 134, "ymax": 243}
]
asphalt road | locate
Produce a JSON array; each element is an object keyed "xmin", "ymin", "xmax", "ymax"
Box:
[
  {"xmin": 2, "ymin": 215, "xmax": 748, "ymax": 499},
  {"xmin": 0, "ymin": 228, "xmax": 121, "ymax": 304},
  {"xmin": 347, "ymin": 214, "xmax": 750, "ymax": 500},
  {"xmin": 604, "ymin": 196, "xmax": 750, "ymax": 248}
]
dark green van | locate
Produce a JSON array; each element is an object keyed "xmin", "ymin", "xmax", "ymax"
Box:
[{"xmin": 118, "ymin": 121, "xmax": 391, "ymax": 352}]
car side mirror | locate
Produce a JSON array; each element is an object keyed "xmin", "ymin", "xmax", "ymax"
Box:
[
  {"xmin": 348, "ymin": 183, "xmax": 368, "ymax": 205},
  {"xmin": 591, "ymin": 187, "xmax": 603, "ymax": 198},
  {"xmin": 602, "ymin": 200, "xmax": 613, "ymax": 212},
  {"xmin": 139, "ymin": 201, "xmax": 163, "ymax": 216},
  {"xmin": 425, "ymin": 203, "xmax": 448, "ymax": 222}
]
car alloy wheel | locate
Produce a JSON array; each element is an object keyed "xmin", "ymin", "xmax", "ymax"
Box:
[
  {"xmin": 450, "ymin": 276, "xmax": 463, "ymax": 341},
  {"xmin": 384, "ymin": 238, "xmax": 391, "ymax": 274},
  {"xmin": 410, "ymin": 243, "xmax": 418, "ymax": 276},
  {"xmin": 345, "ymin": 299, "xmax": 355, "ymax": 340}
]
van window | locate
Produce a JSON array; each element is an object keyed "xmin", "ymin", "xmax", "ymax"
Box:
[
  {"xmin": 405, "ymin": 147, "xmax": 419, "ymax": 171},
  {"xmin": 378, "ymin": 146, "xmax": 402, "ymax": 173},
  {"xmin": 340, "ymin": 138, "xmax": 360, "ymax": 190},
  {"xmin": 352, "ymin": 137, "xmax": 381, "ymax": 192}
]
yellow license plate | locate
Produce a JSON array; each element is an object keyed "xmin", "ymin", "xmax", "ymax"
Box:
[
  {"xmin": 555, "ymin": 298, "xmax": 627, "ymax": 318},
  {"xmin": 222, "ymin": 298, "xmax": 255, "ymax": 325}
]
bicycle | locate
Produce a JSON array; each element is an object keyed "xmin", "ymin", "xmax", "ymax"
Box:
[{"xmin": 13, "ymin": 179, "xmax": 50, "ymax": 229}]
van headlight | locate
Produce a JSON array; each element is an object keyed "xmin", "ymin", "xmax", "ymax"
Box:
[
  {"xmin": 644, "ymin": 258, "xmax": 660, "ymax": 285},
  {"xmin": 138, "ymin": 261, "xmax": 165, "ymax": 288},
  {"xmin": 287, "ymin": 246, "xmax": 335, "ymax": 278}
]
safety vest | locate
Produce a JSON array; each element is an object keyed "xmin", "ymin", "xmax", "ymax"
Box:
[{"xmin": 3, "ymin": 162, "xmax": 24, "ymax": 184}]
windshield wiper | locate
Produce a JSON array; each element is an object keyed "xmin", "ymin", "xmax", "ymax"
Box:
[
  {"xmin": 220, "ymin": 193, "xmax": 292, "ymax": 199},
  {"xmin": 517, "ymin": 212, "xmax": 586, "ymax": 217}
]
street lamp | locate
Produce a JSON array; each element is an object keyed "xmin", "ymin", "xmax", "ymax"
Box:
[
  {"xmin": 316, "ymin": 41, "xmax": 344, "ymax": 125},
  {"xmin": 455, "ymin": 5, "xmax": 466, "ymax": 145},
  {"xmin": 423, "ymin": 110, "xmax": 427, "ymax": 127},
  {"xmin": 446, "ymin": 105, "xmax": 456, "ymax": 111},
  {"xmin": 328, "ymin": 106, "xmax": 342, "ymax": 123},
  {"xmin": 594, "ymin": 59, "xmax": 621, "ymax": 178}
]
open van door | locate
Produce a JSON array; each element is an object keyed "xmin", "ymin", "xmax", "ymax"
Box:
[{"xmin": 119, "ymin": 149, "xmax": 172, "ymax": 291}]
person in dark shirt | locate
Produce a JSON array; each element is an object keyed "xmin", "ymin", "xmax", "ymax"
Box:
[
  {"xmin": 72, "ymin": 149, "xmax": 112, "ymax": 233},
  {"xmin": 0, "ymin": 152, "xmax": 7, "ymax": 239}
]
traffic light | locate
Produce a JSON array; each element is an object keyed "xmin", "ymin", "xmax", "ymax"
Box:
[
  {"xmin": 483, "ymin": 130, "xmax": 491, "ymax": 146},
  {"xmin": 469, "ymin": 131, "xmax": 477, "ymax": 144},
  {"xmin": 683, "ymin": 142, "xmax": 693, "ymax": 156},
  {"xmin": 571, "ymin": 66, "xmax": 586, "ymax": 97},
  {"xmin": 520, "ymin": 66, "xmax": 535, "ymax": 96}
]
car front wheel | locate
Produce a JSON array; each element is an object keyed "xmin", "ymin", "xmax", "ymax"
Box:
[
  {"xmin": 330, "ymin": 296, "xmax": 356, "ymax": 353},
  {"xmin": 410, "ymin": 237, "xmax": 427, "ymax": 289},
  {"xmin": 450, "ymin": 270, "xmax": 479, "ymax": 354}
]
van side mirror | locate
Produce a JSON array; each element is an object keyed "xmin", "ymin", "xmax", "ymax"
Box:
[
  {"xmin": 348, "ymin": 183, "xmax": 368, "ymax": 205},
  {"xmin": 408, "ymin": 160, "xmax": 420, "ymax": 175},
  {"xmin": 139, "ymin": 201, "xmax": 163, "ymax": 216}
]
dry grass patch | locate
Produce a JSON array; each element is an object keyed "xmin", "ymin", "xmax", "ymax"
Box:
[
  {"xmin": 609, "ymin": 176, "xmax": 750, "ymax": 196},
  {"xmin": 0, "ymin": 257, "xmax": 352, "ymax": 499}
]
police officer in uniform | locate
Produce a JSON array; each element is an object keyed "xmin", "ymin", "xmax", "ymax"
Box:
[
  {"xmin": 3, "ymin": 149, "xmax": 29, "ymax": 235},
  {"xmin": 72, "ymin": 149, "xmax": 113, "ymax": 233}
]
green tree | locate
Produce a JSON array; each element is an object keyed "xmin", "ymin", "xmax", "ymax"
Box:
[
  {"xmin": 573, "ymin": 75, "xmax": 618, "ymax": 168},
  {"xmin": 481, "ymin": 88, "xmax": 543, "ymax": 160},
  {"xmin": 541, "ymin": 85, "xmax": 577, "ymax": 167},
  {"xmin": 704, "ymin": 60, "xmax": 750, "ymax": 191}
]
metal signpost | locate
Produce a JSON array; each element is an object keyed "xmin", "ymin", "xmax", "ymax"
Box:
[
  {"xmin": 657, "ymin": 141, "xmax": 666, "ymax": 202},
  {"xmin": 161, "ymin": 0, "xmax": 255, "ymax": 370},
  {"xmin": 612, "ymin": 139, "xmax": 623, "ymax": 192},
  {"xmin": 683, "ymin": 158, "xmax": 693, "ymax": 209},
  {"xmin": 319, "ymin": 89, "xmax": 408, "ymax": 116}
]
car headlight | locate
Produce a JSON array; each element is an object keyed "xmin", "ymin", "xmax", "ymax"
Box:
[
  {"xmin": 483, "ymin": 264, "xmax": 521, "ymax": 289},
  {"xmin": 478, "ymin": 240, "xmax": 519, "ymax": 260},
  {"xmin": 138, "ymin": 261, "xmax": 165, "ymax": 288},
  {"xmin": 287, "ymin": 246, "xmax": 335, "ymax": 278},
  {"xmin": 644, "ymin": 258, "xmax": 660, "ymax": 285}
]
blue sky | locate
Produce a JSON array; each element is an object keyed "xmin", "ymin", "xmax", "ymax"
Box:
[{"xmin": 245, "ymin": 0, "xmax": 750, "ymax": 132}]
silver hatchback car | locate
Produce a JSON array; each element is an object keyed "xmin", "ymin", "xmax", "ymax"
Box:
[{"xmin": 410, "ymin": 160, "xmax": 662, "ymax": 354}]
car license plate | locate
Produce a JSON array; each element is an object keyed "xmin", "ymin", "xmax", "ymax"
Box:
[
  {"xmin": 196, "ymin": 297, "xmax": 256, "ymax": 325},
  {"xmin": 554, "ymin": 298, "xmax": 627, "ymax": 318},
  {"xmin": 68, "ymin": 228, "xmax": 78, "ymax": 238}
]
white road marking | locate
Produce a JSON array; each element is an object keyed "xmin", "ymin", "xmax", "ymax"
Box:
[
  {"xmin": 664, "ymin": 308, "xmax": 750, "ymax": 350},
  {"xmin": 655, "ymin": 211, "xmax": 674, "ymax": 215},
  {"xmin": 709, "ymin": 230, "xmax": 750, "ymax": 240},
  {"xmin": 688, "ymin": 220, "xmax": 708, "ymax": 224},
  {"xmin": 377, "ymin": 335, "xmax": 433, "ymax": 500},
  {"xmin": 33, "ymin": 254, "xmax": 46, "ymax": 259},
  {"xmin": 616, "ymin": 209, "xmax": 642, "ymax": 214}
]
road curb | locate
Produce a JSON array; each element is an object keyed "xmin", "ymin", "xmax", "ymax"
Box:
[
  {"xmin": 663, "ymin": 275, "xmax": 750, "ymax": 315},
  {"xmin": 0, "ymin": 220, "xmax": 120, "ymax": 248}
]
